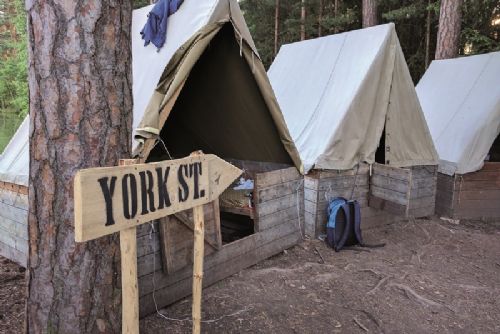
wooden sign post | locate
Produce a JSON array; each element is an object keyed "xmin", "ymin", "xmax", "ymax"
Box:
[{"xmin": 74, "ymin": 154, "xmax": 241, "ymax": 334}]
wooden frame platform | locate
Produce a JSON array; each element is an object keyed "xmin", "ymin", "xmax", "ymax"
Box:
[
  {"xmin": 0, "ymin": 175, "xmax": 29, "ymax": 266},
  {"xmin": 304, "ymin": 163, "xmax": 438, "ymax": 237},
  {"xmin": 137, "ymin": 161, "xmax": 303, "ymax": 316},
  {"xmin": 436, "ymin": 162, "xmax": 500, "ymax": 219}
]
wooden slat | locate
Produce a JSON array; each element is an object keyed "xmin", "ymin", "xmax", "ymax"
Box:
[
  {"xmin": 313, "ymin": 163, "xmax": 370, "ymax": 179},
  {"xmin": 372, "ymin": 163, "xmax": 411, "ymax": 181},
  {"xmin": 138, "ymin": 218, "xmax": 300, "ymax": 297},
  {"xmin": 0, "ymin": 180, "xmax": 28, "ymax": 195},
  {"xmin": 256, "ymin": 191, "xmax": 303, "ymax": 218},
  {"xmin": 0, "ymin": 217, "xmax": 28, "ymax": 240},
  {"xmin": 316, "ymin": 176, "xmax": 369, "ymax": 191},
  {"xmin": 257, "ymin": 205, "xmax": 303, "ymax": 231},
  {"xmin": 0, "ymin": 202, "xmax": 28, "ymax": 225},
  {"xmin": 254, "ymin": 167, "xmax": 300, "ymax": 189},
  {"xmin": 370, "ymin": 186, "xmax": 407, "ymax": 206},
  {"xmin": 0, "ymin": 227, "xmax": 28, "ymax": 254},
  {"xmin": 0, "ymin": 241, "xmax": 27, "ymax": 267},
  {"xmin": 139, "ymin": 230, "xmax": 300, "ymax": 316},
  {"xmin": 257, "ymin": 179, "xmax": 302, "ymax": 203}
]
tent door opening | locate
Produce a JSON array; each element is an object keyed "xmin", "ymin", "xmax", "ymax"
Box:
[
  {"xmin": 487, "ymin": 133, "xmax": 500, "ymax": 162},
  {"xmin": 375, "ymin": 127, "xmax": 387, "ymax": 164}
]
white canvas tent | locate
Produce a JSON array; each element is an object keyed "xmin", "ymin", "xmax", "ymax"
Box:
[
  {"xmin": 0, "ymin": 0, "xmax": 304, "ymax": 314},
  {"xmin": 0, "ymin": 117, "xmax": 29, "ymax": 185},
  {"xmin": 268, "ymin": 23, "xmax": 438, "ymax": 173},
  {"xmin": 416, "ymin": 51, "xmax": 500, "ymax": 175}
]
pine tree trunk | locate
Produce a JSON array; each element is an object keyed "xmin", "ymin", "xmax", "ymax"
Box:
[
  {"xmin": 300, "ymin": 0, "xmax": 306, "ymax": 40},
  {"xmin": 435, "ymin": 0, "xmax": 463, "ymax": 59},
  {"xmin": 362, "ymin": 0, "xmax": 378, "ymax": 28},
  {"xmin": 26, "ymin": 1, "xmax": 133, "ymax": 333},
  {"xmin": 274, "ymin": 0, "xmax": 280, "ymax": 57},
  {"xmin": 318, "ymin": 0, "xmax": 323, "ymax": 37},
  {"xmin": 334, "ymin": 0, "xmax": 339, "ymax": 33},
  {"xmin": 425, "ymin": 0, "xmax": 432, "ymax": 68}
]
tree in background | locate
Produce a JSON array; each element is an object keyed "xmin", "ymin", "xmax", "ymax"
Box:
[
  {"xmin": 362, "ymin": 0, "xmax": 378, "ymax": 27},
  {"xmin": 26, "ymin": 0, "xmax": 133, "ymax": 332},
  {"xmin": 240, "ymin": 0, "xmax": 499, "ymax": 82},
  {"xmin": 0, "ymin": 0, "xmax": 28, "ymax": 152},
  {"xmin": 435, "ymin": 0, "xmax": 463, "ymax": 59}
]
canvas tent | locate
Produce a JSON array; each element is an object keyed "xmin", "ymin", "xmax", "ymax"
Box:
[
  {"xmin": 416, "ymin": 51, "xmax": 500, "ymax": 219},
  {"xmin": 131, "ymin": 0, "xmax": 305, "ymax": 316},
  {"xmin": 0, "ymin": 0, "xmax": 305, "ymax": 315},
  {"xmin": 268, "ymin": 23, "xmax": 439, "ymax": 236}
]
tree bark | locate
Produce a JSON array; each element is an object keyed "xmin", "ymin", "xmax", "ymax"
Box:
[
  {"xmin": 26, "ymin": 1, "xmax": 133, "ymax": 333},
  {"xmin": 300, "ymin": 0, "xmax": 306, "ymax": 40},
  {"xmin": 425, "ymin": 0, "xmax": 432, "ymax": 68},
  {"xmin": 274, "ymin": 0, "xmax": 280, "ymax": 57},
  {"xmin": 334, "ymin": 0, "xmax": 339, "ymax": 33},
  {"xmin": 362, "ymin": 0, "xmax": 378, "ymax": 28},
  {"xmin": 318, "ymin": 0, "xmax": 323, "ymax": 37},
  {"xmin": 435, "ymin": 0, "xmax": 463, "ymax": 59}
]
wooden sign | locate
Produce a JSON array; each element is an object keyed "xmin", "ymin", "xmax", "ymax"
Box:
[
  {"xmin": 74, "ymin": 154, "xmax": 241, "ymax": 334},
  {"xmin": 74, "ymin": 154, "xmax": 241, "ymax": 242}
]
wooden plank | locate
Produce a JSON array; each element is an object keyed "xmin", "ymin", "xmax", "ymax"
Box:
[
  {"xmin": 0, "ymin": 180, "xmax": 28, "ymax": 195},
  {"xmin": 158, "ymin": 217, "xmax": 172, "ymax": 275},
  {"xmin": 304, "ymin": 176, "xmax": 319, "ymax": 191},
  {"xmin": 312, "ymin": 186, "xmax": 369, "ymax": 204},
  {"xmin": 0, "ymin": 241, "xmax": 27, "ymax": 267},
  {"xmin": 211, "ymin": 199, "xmax": 222, "ymax": 249},
  {"xmin": 451, "ymin": 207, "xmax": 500, "ymax": 219},
  {"xmin": 315, "ymin": 163, "xmax": 370, "ymax": 179},
  {"xmin": 371, "ymin": 174, "xmax": 409, "ymax": 193},
  {"xmin": 0, "ymin": 216, "xmax": 29, "ymax": 240},
  {"xmin": 410, "ymin": 165, "xmax": 437, "ymax": 179},
  {"xmin": 257, "ymin": 179, "xmax": 302, "ymax": 203},
  {"xmin": 136, "ymin": 232, "xmax": 161, "ymax": 258},
  {"xmin": 138, "ymin": 218, "xmax": 300, "ymax": 297},
  {"xmin": 372, "ymin": 163, "xmax": 411, "ymax": 181},
  {"xmin": 0, "ymin": 202, "xmax": 28, "ymax": 225},
  {"xmin": 256, "ymin": 191, "xmax": 303, "ymax": 218},
  {"xmin": 139, "ymin": 231, "xmax": 300, "ymax": 316},
  {"xmin": 120, "ymin": 227, "xmax": 139, "ymax": 334},
  {"xmin": 480, "ymin": 162, "xmax": 500, "ymax": 171},
  {"xmin": 453, "ymin": 198, "xmax": 500, "ymax": 210},
  {"xmin": 453, "ymin": 189, "xmax": 500, "ymax": 200},
  {"xmin": 370, "ymin": 186, "xmax": 408, "ymax": 206},
  {"xmin": 0, "ymin": 226, "xmax": 28, "ymax": 254},
  {"xmin": 316, "ymin": 176, "xmax": 369, "ymax": 191},
  {"xmin": 459, "ymin": 170, "xmax": 500, "ymax": 182},
  {"xmin": 257, "ymin": 202, "xmax": 304, "ymax": 231},
  {"xmin": 254, "ymin": 167, "xmax": 300, "ymax": 189}
]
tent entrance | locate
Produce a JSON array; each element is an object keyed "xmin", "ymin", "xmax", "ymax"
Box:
[
  {"xmin": 375, "ymin": 127, "xmax": 387, "ymax": 164},
  {"xmin": 487, "ymin": 133, "xmax": 500, "ymax": 162}
]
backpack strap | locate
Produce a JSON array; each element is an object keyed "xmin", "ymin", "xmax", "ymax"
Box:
[
  {"xmin": 333, "ymin": 202, "xmax": 352, "ymax": 252},
  {"xmin": 348, "ymin": 200, "xmax": 363, "ymax": 245}
]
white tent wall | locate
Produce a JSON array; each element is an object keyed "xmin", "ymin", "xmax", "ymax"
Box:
[
  {"xmin": 417, "ymin": 52, "xmax": 500, "ymax": 219},
  {"xmin": 269, "ymin": 24, "xmax": 438, "ymax": 237}
]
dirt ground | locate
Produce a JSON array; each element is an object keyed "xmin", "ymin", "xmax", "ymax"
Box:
[{"xmin": 2, "ymin": 217, "xmax": 500, "ymax": 333}]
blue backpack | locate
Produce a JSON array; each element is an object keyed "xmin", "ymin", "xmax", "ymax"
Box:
[
  {"xmin": 326, "ymin": 197, "xmax": 385, "ymax": 251},
  {"xmin": 326, "ymin": 197, "xmax": 363, "ymax": 251}
]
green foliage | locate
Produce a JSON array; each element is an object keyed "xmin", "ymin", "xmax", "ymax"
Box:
[
  {"xmin": 241, "ymin": 0, "xmax": 500, "ymax": 82},
  {"xmin": 0, "ymin": 0, "xmax": 28, "ymax": 152}
]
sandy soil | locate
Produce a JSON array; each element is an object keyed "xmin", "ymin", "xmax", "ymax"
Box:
[
  {"xmin": 141, "ymin": 217, "xmax": 500, "ymax": 333},
  {"xmin": 2, "ymin": 217, "xmax": 500, "ymax": 333}
]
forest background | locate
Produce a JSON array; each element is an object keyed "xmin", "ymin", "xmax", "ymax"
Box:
[{"xmin": 0, "ymin": 0, "xmax": 499, "ymax": 152}]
